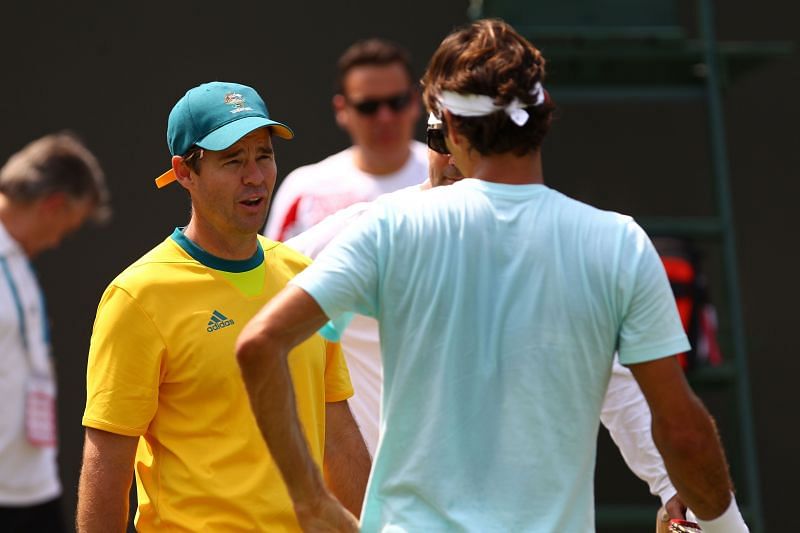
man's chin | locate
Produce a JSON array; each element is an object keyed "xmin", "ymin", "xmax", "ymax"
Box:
[{"xmin": 236, "ymin": 215, "xmax": 269, "ymax": 236}]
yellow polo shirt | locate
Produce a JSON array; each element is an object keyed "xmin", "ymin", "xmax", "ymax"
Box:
[{"xmin": 83, "ymin": 230, "xmax": 353, "ymax": 532}]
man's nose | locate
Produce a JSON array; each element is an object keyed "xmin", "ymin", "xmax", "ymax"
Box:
[
  {"xmin": 242, "ymin": 159, "xmax": 266, "ymax": 185},
  {"xmin": 374, "ymin": 103, "xmax": 396, "ymax": 122}
]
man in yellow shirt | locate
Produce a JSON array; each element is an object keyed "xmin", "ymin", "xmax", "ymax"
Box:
[{"xmin": 76, "ymin": 81, "xmax": 370, "ymax": 532}]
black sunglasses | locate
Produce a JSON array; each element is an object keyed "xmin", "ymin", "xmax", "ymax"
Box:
[
  {"xmin": 348, "ymin": 90, "xmax": 413, "ymax": 116},
  {"xmin": 426, "ymin": 125, "xmax": 449, "ymax": 155}
]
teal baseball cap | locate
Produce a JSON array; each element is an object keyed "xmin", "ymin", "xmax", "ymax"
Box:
[{"xmin": 155, "ymin": 81, "xmax": 293, "ymax": 188}]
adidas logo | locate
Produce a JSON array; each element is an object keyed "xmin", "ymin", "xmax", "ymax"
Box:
[{"xmin": 207, "ymin": 310, "xmax": 235, "ymax": 332}]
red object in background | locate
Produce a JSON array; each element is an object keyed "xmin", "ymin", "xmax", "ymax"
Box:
[
  {"xmin": 661, "ymin": 255, "xmax": 695, "ymax": 370},
  {"xmin": 657, "ymin": 238, "xmax": 724, "ymax": 372}
]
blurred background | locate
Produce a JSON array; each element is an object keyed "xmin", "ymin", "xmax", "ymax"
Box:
[{"xmin": 0, "ymin": 0, "xmax": 795, "ymax": 530}]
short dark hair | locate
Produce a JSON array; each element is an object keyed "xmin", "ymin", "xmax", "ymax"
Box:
[
  {"xmin": 421, "ymin": 19, "xmax": 556, "ymax": 156},
  {"xmin": 335, "ymin": 38, "xmax": 414, "ymax": 95},
  {"xmin": 0, "ymin": 132, "xmax": 110, "ymax": 222}
]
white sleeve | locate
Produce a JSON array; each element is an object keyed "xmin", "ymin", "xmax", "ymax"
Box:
[
  {"xmin": 600, "ymin": 354, "xmax": 677, "ymax": 505},
  {"xmin": 285, "ymin": 202, "xmax": 372, "ymax": 260}
]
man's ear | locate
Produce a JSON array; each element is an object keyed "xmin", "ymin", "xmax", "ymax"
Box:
[
  {"xmin": 442, "ymin": 111, "xmax": 462, "ymax": 148},
  {"xmin": 172, "ymin": 155, "xmax": 193, "ymax": 191},
  {"xmin": 333, "ymin": 94, "xmax": 349, "ymax": 130}
]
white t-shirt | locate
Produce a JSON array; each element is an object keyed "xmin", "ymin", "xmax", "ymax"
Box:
[
  {"xmin": 292, "ymin": 179, "xmax": 689, "ymax": 532},
  {"xmin": 0, "ymin": 221, "xmax": 61, "ymax": 505},
  {"xmin": 265, "ymin": 141, "xmax": 428, "ymax": 241}
]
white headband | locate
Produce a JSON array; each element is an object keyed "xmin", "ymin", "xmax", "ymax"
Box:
[{"xmin": 437, "ymin": 82, "xmax": 545, "ymax": 126}]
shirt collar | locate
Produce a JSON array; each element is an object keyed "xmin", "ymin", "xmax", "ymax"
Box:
[{"xmin": 0, "ymin": 219, "xmax": 24, "ymax": 256}]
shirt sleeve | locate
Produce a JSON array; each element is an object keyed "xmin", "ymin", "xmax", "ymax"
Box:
[
  {"xmin": 600, "ymin": 355, "xmax": 677, "ymax": 504},
  {"xmin": 323, "ymin": 340, "xmax": 354, "ymax": 403},
  {"xmin": 285, "ymin": 202, "xmax": 372, "ymax": 260},
  {"xmin": 82, "ymin": 284, "xmax": 164, "ymax": 436},
  {"xmin": 616, "ymin": 222, "xmax": 690, "ymax": 365}
]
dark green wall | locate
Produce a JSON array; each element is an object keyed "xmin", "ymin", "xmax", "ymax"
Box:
[{"xmin": 0, "ymin": 1, "xmax": 795, "ymax": 530}]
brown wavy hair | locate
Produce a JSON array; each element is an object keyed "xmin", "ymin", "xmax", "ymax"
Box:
[{"xmin": 421, "ymin": 19, "xmax": 556, "ymax": 156}]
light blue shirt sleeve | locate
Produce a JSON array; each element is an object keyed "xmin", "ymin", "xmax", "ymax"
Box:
[
  {"xmin": 317, "ymin": 312, "xmax": 355, "ymax": 342},
  {"xmin": 616, "ymin": 221, "xmax": 691, "ymax": 365}
]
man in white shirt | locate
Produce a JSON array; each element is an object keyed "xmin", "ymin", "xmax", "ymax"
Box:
[
  {"xmin": 0, "ymin": 132, "xmax": 108, "ymax": 532},
  {"xmin": 265, "ymin": 38, "xmax": 426, "ymax": 241}
]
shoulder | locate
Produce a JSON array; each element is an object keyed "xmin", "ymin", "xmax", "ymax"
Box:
[
  {"xmin": 108, "ymin": 236, "xmax": 194, "ymax": 294},
  {"xmin": 542, "ymin": 188, "xmax": 636, "ymax": 232},
  {"xmin": 279, "ymin": 148, "xmax": 354, "ymax": 188},
  {"xmin": 260, "ymin": 235, "xmax": 313, "ymax": 273}
]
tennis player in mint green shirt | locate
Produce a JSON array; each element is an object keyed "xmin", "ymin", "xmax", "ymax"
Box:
[{"xmin": 236, "ymin": 20, "xmax": 749, "ymax": 533}]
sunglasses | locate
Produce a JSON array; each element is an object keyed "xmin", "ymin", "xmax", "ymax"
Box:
[
  {"xmin": 426, "ymin": 124, "xmax": 449, "ymax": 155},
  {"xmin": 347, "ymin": 90, "xmax": 413, "ymax": 116}
]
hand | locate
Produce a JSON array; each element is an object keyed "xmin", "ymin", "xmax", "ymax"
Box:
[
  {"xmin": 295, "ymin": 493, "xmax": 359, "ymax": 533},
  {"xmin": 664, "ymin": 494, "xmax": 688, "ymax": 520},
  {"xmin": 657, "ymin": 495, "xmax": 689, "ymax": 533}
]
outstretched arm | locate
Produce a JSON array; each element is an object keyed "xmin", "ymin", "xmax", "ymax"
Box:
[
  {"xmin": 236, "ymin": 285, "xmax": 358, "ymax": 532},
  {"xmin": 76, "ymin": 428, "xmax": 139, "ymax": 532}
]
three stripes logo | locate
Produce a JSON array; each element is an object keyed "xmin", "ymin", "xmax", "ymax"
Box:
[{"xmin": 207, "ymin": 310, "xmax": 235, "ymax": 333}]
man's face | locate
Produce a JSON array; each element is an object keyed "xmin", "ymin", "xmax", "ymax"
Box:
[
  {"xmin": 186, "ymin": 128, "xmax": 277, "ymax": 238},
  {"xmin": 335, "ymin": 63, "xmax": 420, "ymax": 155},
  {"xmin": 26, "ymin": 194, "xmax": 95, "ymax": 258},
  {"xmin": 427, "ymin": 149, "xmax": 464, "ymax": 188}
]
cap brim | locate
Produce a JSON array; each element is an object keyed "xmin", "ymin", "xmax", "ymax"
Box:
[
  {"xmin": 154, "ymin": 118, "xmax": 293, "ymax": 189},
  {"xmin": 197, "ymin": 116, "xmax": 293, "ymax": 152},
  {"xmin": 155, "ymin": 168, "xmax": 177, "ymax": 189}
]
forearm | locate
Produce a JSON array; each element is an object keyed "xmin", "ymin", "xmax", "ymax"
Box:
[
  {"xmin": 77, "ymin": 483, "xmax": 129, "ymax": 532},
  {"xmin": 630, "ymin": 357, "xmax": 741, "ymax": 526},
  {"xmin": 651, "ymin": 393, "xmax": 733, "ymax": 519},
  {"xmin": 237, "ymin": 286, "xmax": 360, "ymax": 531},
  {"xmin": 237, "ymin": 336, "xmax": 328, "ymax": 506},
  {"xmin": 324, "ymin": 401, "xmax": 371, "ymax": 517}
]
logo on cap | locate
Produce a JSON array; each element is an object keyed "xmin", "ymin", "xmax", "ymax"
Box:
[{"xmin": 224, "ymin": 92, "xmax": 253, "ymax": 114}]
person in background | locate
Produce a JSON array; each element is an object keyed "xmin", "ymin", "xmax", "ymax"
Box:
[
  {"xmin": 265, "ymin": 38, "xmax": 425, "ymax": 241},
  {"xmin": 0, "ymin": 132, "xmax": 109, "ymax": 532}
]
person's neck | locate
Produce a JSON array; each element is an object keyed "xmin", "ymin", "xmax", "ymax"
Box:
[
  {"xmin": 0, "ymin": 195, "xmax": 33, "ymax": 257},
  {"xmin": 182, "ymin": 218, "xmax": 258, "ymax": 261},
  {"xmin": 465, "ymin": 151, "xmax": 544, "ymax": 186},
  {"xmin": 352, "ymin": 144, "xmax": 410, "ymax": 176}
]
